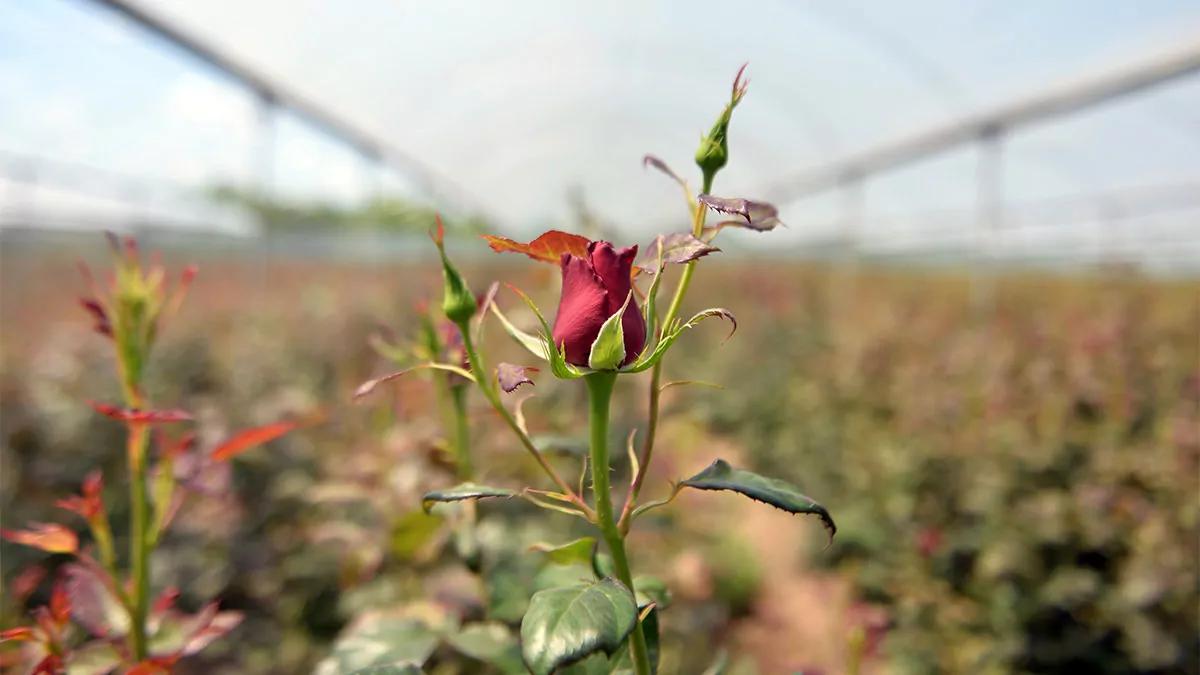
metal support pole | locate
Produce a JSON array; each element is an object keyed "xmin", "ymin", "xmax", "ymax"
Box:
[{"xmin": 972, "ymin": 129, "xmax": 1005, "ymax": 316}]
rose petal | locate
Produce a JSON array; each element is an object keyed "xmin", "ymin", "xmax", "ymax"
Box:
[
  {"xmin": 551, "ymin": 253, "xmax": 611, "ymax": 367},
  {"xmin": 587, "ymin": 242, "xmax": 646, "ymax": 366}
]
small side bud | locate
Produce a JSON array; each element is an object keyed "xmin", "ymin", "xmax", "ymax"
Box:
[
  {"xmin": 695, "ymin": 63, "xmax": 749, "ymax": 185},
  {"xmin": 430, "ymin": 215, "xmax": 477, "ymax": 325}
]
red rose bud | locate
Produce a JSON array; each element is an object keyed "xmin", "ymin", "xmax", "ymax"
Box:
[{"xmin": 551, "ymin": 241, "xmax": 646, "ymax": 369}]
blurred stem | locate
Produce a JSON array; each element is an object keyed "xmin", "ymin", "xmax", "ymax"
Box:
[
  {"xmin": 91, "ymin": 512, "xmax": 130, "ymax": 612},
  {"xmin": 449, "ymin": 384, "xmax": 472, "ymax": 480},
  {"xmin": 458, "ymin": 321, "xmax": 594, "ymax": 519},
  {"xmin": 432, "ymin": 369, "xmax": 454, "ymax": 445},
  {"xmin": 847, "ymin": 626, "xmax": 865, "ymax": 675},
  {"xmin": 585, "ymin": 372, "xmax": 652, "ymax": 675},
  {"xmin": 622, "ymin": 173, "xmax": 714, "ymax": 529},
  {"xmin": 126, "ymin": 421, "xmax": 151, "ymax": 662}
]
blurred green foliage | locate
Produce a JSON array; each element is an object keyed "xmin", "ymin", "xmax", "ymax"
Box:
[{"xmin": 205, "ymin": 185, "xmax": 491, "ymax": 236}]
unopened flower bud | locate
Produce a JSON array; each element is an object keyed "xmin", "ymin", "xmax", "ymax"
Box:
[
  {"xmin": 430, "ymin": 216, "xmax": 477, "ymax": 325},
  {"xmin": 695, "ymin": 64, "xmax": 749, "ymax": 184}
]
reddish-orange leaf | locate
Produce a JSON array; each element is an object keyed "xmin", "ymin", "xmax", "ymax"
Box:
[
  {"xmin": 153, "ymin": 586, "xmax": 180, "ymax": 614},
  {"xmin": 0, "ymin": 627, "xmax": 35, "ymax": 643},
  {"xmin": 56, "ymin": 468, "xmax": 105, "ymax": 521},
  {"xmin": 210, "ymin": 420, "xmax": 301, "ymax": 462},
  {"xmin": 87, "ymin": 401, "xmax": 192, "ymax": 425},
  {"xmin": 480, "ymin": 230, "xmax": 591, "ymax": 265},
  {"xmin": 11, "ymin": 565, "xmax": 46, "ymax": 605},
  {"xmin": 429, "ymin": 213, "xmax": 446, "ymax": 246},
  {"xmin": 49, "ymin": 577, "xmax": 70, "ymax": 623},
  {"xmin": 1, "ymin": 523, "xmax": 78, "ymax": 554},
  {"xmin": 32, "ymin": 654, "xmax": 64, "ymax": 675},
  {"xmin": 156, "ymin": 430, "xmax": 195, "ymax": 462}
]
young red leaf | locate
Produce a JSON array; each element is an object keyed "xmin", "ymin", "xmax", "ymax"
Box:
[
  {"xmin": 642, "ymin": 155, "xmax": 686, "ymax": 188},
  {"xmin": 475, "ymin": 281, "xmax": 501, "ymax": 327},
  {"xmin": 56, "ymin": 469, "xmax": 105, "ymax": 521},
  {"xmin": 1, "ymin": 523, "xmax": 78, "ymax": 554},
  {"xmin": 498, "ymin": 363, "xmax": 537, "ymax": 393},
  {"xmin": 153, "ymin": 587, "xmax": 180, "ymax": 614},
  {"xmin": 48, "ymin": 576, "xmax": 70, "ymax": 624},
  {"xmin": 181, "ymin": 606, "xmax": 244, "ymax": 655},
  {"xmin": 696, "ymin": 194, "xmax": 784, "ymax": 232},
  {"xmin": 156, "ymin": 430, "xmax": 195, "ymax": 462},
  {"xmin": 209, "ymin": 419, "xmax": 300, "ymax": 462},
  {"xmin": 0, "ymin": 627, "xmax": 35, "ymax": 643},
  {"xmin": 480, "ymin": 230, "xmax": 591, "ymax": 265},
  {"xmin": 64, "ymin": 563, "xmax": 130, "ymax": 639},
  {"xmin": 123, "ymin": 234, "xmax": 139, "ymax": 265},
  {"xmin": 174, "ymin": 449, "xmax": 232, "ymax": 497},
  {"xmin": 78, "ymin": 298, "xmax": 112, "ymax": 338},
  {"xmin": 634, "ymin": 232, "xmax": 721, "ymax": 273},
  {"xmin": 31, "ymin": 654, "xmax": 64, "ymax": 675},
  {"xmin": 354, "ymin": 364, "xmax": 474, "ymax": 401},
  {"xmin": 11, "ymin": 565, "xmax": 47, "ymax": 605},
  {"xmin": 103, "ymin": 230, "xmax": 122, "ymax": 256},
  {"xmin": 87, "ymin": 402, "xmax": 193, "ymax": 425}
]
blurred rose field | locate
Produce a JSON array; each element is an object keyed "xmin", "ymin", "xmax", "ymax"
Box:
[{"xmin": 1, "ymin": 234, "xmax": 1195, "ymax": 675}]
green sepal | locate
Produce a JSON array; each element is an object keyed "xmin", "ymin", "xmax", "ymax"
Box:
[{"xmin": 587, "ymin": 292, "xmax": 632, "ymax": 371}]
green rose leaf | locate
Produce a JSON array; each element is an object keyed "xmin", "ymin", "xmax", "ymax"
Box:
[
  {"xmin": 632, "ymin": 575, "xmax": 672, "ymax": 611},
  {"xmin": 312, "ymin": 614, "xmax": 438, "ymax": 675},
  {"xmin": 445, "ymin": 622, "xmax": 526, "ymax": 675},
  {"xmin": 520, "ymin": 579, "xmax": 639, "ymax": 675},
  {"xmin": 65, "ymin": 640, "xmax": 123, "ymax": 675},
  {"xmin": 592, "ymin": 551, "xmax": 616, "ymax": 581},
  {"xmin": 608, "ymin": 606, "xmax": 661, "ymax": 674},
  {"xmin": 679, "ymin": 459, "xmax": 836, "ymax": 542},
  {"xmin": 422, "ymin": 483, "xmax": 518, "ymax": 514},
  {"xmin": 530, "ymin": 537, "xmax": 599, "ymax": 568}
]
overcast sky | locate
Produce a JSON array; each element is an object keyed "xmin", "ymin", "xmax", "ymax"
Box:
[{"xmin": 2, "ymin": 0, "xmax": 1199, "ymax": 264}]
